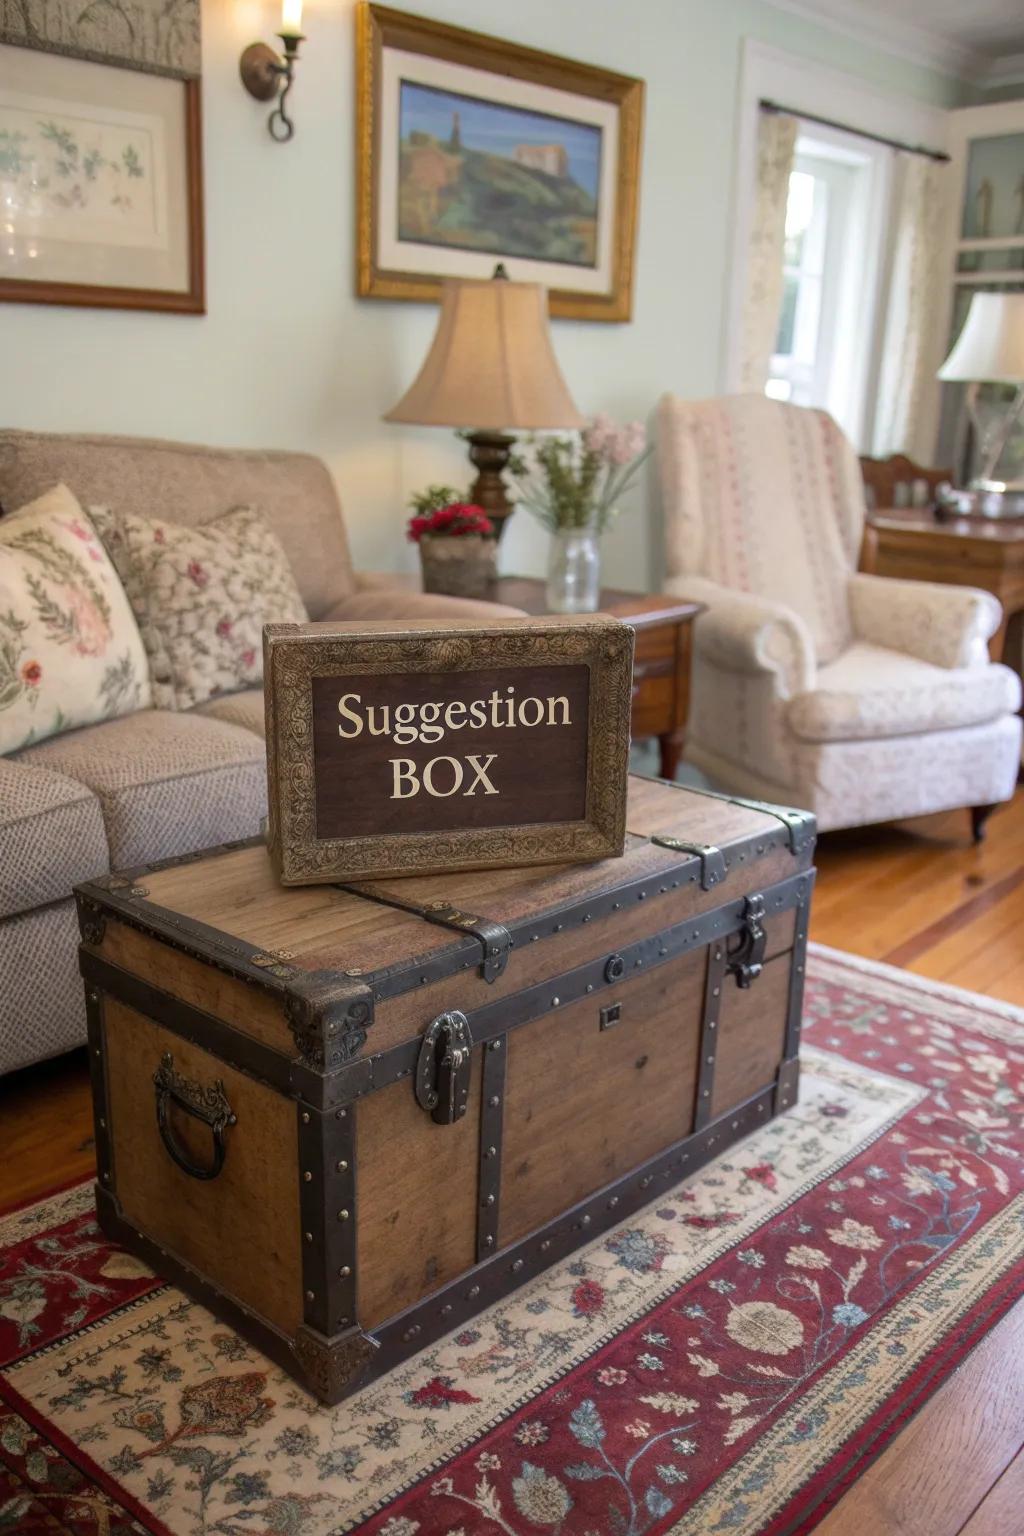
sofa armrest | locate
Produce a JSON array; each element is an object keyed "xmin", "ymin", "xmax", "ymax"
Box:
[
  {"xmin": 665, "ymin": 575, "xmax": 816, "ymax": 698},
  {"xmin": 848, "ymin": 572, "xmax": 1002, "ymax": 669},
  {"xmin": 324, "ymin": 587, "xmax": 528, "ymax": 623},
  {"xmin": 353, "ymin": 570, "xmax": 419, "ymax": 593}
]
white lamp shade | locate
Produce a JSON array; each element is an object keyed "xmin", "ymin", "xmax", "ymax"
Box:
[
  {"xmin": 938, "ymin": 292, "xmax": 1024, "ymax": 384},
  {"xmin": 384, "ymin": 275, "xmax": 584, "ymax": 431}
]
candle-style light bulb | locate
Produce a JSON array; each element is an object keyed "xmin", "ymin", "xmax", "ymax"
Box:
[{"xmin": 280, "ymin": 0, "xmax": 303, "ymax": 36}]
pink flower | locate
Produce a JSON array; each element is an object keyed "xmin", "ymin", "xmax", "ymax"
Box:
[
  {"xmin": 21, "ymin": 660, "xmax": 42, "ymax": 685},
  {"xmin": 216, "ymin": 618, "xmax": 233, "ymax": 639},
  {"xmin": 67, "ymin": 520, "xmax": 92, "ymax": 542},
  {"xmin": 67, "ymin": 586, "xmax": 111, "ymax": 657},
  {"xmin": 597, "ymin": 1367, "xmax": 627, "ymax": 1386},
  {"xmin": 241, "ymin": 648, "xmax": 256, "ymax": 668},
  {"xmin": 583, "ymin": 412, "xmax": 614, "ymax": 455},
  {"xmin": 187, "ymin": 559, "xmax": 207, "ymax": 587}
]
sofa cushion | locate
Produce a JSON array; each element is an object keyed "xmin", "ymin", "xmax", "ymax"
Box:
[
  {"xmin": 0, "ymin": 484, "xmax": 150, "ymax": 753},
  {"xmin": 90, "ymin": 504, "xmax": 307, "ymax": 710},
  {"xmin": 17, "ymin": 710, "xmax": 267, "ymax": 869},
  {"xmin": 787, "ymin": 642, "xmax": 1023, "ymax": 744},
  {"xmin": 194, "ymin": 688, "xmax": 266, "ymax": 737},
  {"xmin": 0, "ymin": 758, "xmax": 109, "ymax": 919},
  {"xmin": 0, "ymin": 429, "xmax": 354, "ymax": 619}
]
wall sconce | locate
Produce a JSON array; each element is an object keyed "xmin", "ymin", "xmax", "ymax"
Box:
[{"xmin": 240, "ymin": 0, "xmax": 305, "ymax": 141}]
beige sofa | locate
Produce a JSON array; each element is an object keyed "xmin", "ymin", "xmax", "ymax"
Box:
[{"xmin": 0, "ymin": 429, "xmax": 523, "ymax": 1076}]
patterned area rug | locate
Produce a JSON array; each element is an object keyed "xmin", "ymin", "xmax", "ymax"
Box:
[{"xmin": 2, "ymin": 946, "xmax": 1023, "ymax": 1536}]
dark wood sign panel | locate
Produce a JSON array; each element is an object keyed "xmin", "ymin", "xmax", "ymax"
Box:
[
  {"xmin": 264, "ymin": 617, "xmax": 634, "ymax": 886},
  {"xmin": 311, "ymin": 664, "xmax": 590, "ymax": 838}
]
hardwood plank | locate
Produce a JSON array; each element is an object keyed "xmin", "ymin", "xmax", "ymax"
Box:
[
  {"xmin": 0, "ymin": 1049, "xmax": 94, "ymax": 1209},
  {"xmin": 815, "ymin": 1295, "xmax": 1024, "ymax": 1536},
  {"xmin": 958, "ymin": 1446, "xmax": 1024, "ymax": 1535}
]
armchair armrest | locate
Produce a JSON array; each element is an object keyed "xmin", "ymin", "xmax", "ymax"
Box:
[
  {"xmin": 848, "ymin": 572, "xmax": 1002, "ymax": 669},
  {"xmin": 325, "ymin": 586, "xmax": 527, "ymax": 623},
  {"xmin": 665, "ymin": 575, "xmax": 816, "ymax": 698}
]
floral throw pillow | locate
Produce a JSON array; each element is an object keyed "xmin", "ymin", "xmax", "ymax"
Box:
[
  {"xmin": 89, "ymin": 504, "xmax": 308, "ymax": 710},
  {"xmin": 0, "ymin": 483, "xmax": 151, "ymax": 754}
]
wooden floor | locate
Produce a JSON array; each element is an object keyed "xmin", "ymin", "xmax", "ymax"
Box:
[{"xmin": 1, "ymin": 787, "xmax": 1022, "ymax": 1533}]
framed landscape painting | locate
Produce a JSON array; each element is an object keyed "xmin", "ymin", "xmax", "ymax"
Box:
[
  {"xmin": 0, "ymin": 0, "xmax": 203, "ymax": 313},
  {"xmin": 356, "ymin": 4, "xmax": 644, "ymax": 321}
]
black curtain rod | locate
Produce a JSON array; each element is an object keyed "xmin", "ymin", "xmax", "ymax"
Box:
[{"xmin": 759, "ymin": 98, "xmax": 950, "ymax": 164}]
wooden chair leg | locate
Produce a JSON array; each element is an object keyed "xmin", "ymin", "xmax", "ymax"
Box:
[{"xmin": 971, "ymin": 804, "xmax": 998, "ymax": 844}]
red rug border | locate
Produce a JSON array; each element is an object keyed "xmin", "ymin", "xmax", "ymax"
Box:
[
  {"xmin": 0, "ymin": 1371, "xmax": 173, "ymax": 1536},
  {"xmin": 765, "ymin": 1258, "xmax": 1024, "ymax": 1536}
]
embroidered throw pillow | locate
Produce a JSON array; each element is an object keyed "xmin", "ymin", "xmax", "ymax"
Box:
[
  {"xmin": 0, "ymin": 484, "xmax": 151, "ymax": 754},
  {"xmin": 90, "ymin": 504, "xmax": 308, "ymax": 710}
]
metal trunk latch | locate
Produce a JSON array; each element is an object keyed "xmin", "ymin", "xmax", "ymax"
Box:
[
  {"xmin": 415, "ymin": 1010, "xmax": 473, "ymax": 1124},
  {"xmin": 727, "ymin": 893, "xmax": 767, "ymax": 988}
]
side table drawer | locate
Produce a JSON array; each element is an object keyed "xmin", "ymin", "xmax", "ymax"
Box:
[{"xmin": 631, "ymin": 669, "xmax": 675, "ymax": 735}]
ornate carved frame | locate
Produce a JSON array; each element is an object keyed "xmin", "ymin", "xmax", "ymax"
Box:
[
  {"xmin": 355, "ymin": 2, "xmax": 644, "ymax": 323},
  {"xmin": 263, "ymin": 617, "xmax": 634, "ymax": 885}
]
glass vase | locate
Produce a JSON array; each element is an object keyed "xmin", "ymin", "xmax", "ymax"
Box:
[{"xmin": 546, "ymin": 528, "xmax": 601, "ymax": 613}]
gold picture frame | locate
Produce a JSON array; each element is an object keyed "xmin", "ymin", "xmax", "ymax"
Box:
[
  {"xmin": 263, "ymin": 617, "xmax": 635, "ymax": 886},
  {"xmin": 356, "ymin": 3, "xmax": 644, "ymax": 322}
]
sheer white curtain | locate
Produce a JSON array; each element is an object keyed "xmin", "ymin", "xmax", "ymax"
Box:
[
  {"xmin": 872, "ymin": 153, "xmax": 951, "ymax": 460},
  {"xmin": 739, "ymin": 111, "xmax": 798, "ymax": 393}
]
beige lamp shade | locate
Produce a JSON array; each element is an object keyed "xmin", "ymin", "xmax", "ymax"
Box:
[
  {"xmin": 384, "ymin": 275, "xmax": 584, "ymax": 431},
  {"xmin": 938, "ymin": 292, "xmax": 1024, "ymax": 384}
]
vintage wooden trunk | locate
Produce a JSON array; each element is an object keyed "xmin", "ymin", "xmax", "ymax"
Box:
[{"xmin": 76, "ymin": 776, "xmax": 815, "ymax": 1404}]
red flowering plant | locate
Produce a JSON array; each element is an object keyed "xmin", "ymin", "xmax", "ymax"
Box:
[{"xmin": 406, "ymin": 484, "xmax": 493, "ymax": 542}]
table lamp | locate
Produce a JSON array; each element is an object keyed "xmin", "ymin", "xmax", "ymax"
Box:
[
  {"xmin": 384, "ymin": 265, "xmax": 584, "ymax": 539},
  {"xmin": 937, "ymin": 291, "xmax": 1024, "ymax": 519}
]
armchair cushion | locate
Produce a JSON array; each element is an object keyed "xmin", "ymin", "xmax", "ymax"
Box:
[
  {"xmin": 787, "ymin": 642, "xmax": 1022, "ymax": 744},
  {"xmin": 849, "ymin": 572, "xmax": 1002, "ymax": 669},
  {"xmin": 665, "ymin": 575, "xmax": 815, "ymax": 697}
]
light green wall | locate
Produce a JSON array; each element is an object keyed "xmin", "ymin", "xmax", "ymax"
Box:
[{"xmin": 0, "ymin": 0, "xmax": 969, "ymax": 587}]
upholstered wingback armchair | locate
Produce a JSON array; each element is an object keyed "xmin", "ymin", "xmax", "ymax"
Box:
[{"xmin": 656, "ymin": 394, "xmax": 1022, "ymax": 836}]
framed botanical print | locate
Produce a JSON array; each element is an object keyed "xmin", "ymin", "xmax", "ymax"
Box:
[
  {"xmin": 356, "ymin": 4, "xmax": 644, "ymax": 322},
  {"xmin": 0, "ymin": 0, "xmax": 203, "ymax": 312}
]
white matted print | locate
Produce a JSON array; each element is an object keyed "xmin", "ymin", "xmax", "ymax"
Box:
[
  {"xmin": 1, "ymin": 88, "xmax": 168, "ymax": 249},
  {"xmin": 378, "ymin": 47, "xmax": 618, "ymax": 297},
  {"xmin": 0, "ymin": 44, "xmax": 200, "ymax": 309}
]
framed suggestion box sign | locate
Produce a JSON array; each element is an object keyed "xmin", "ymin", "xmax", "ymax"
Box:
[{"xmin": 263, "ymin": 617, "xmax": 634, "ymax": 884}]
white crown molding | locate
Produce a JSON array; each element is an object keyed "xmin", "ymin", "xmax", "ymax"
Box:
[
  {"xmin": 981, "ymin": 50, "xmax": 1024, "ymax": 88},
  {"xmin": 763, "ymin": 0, "xmax": 989, "ymax": 84}
]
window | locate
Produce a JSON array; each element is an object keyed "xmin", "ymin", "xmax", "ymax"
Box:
[
  {"xmin": 767, "ymin": 151, "xmax": 857, "ymax": 410},
  {"xmin": 764, "ymin": 125, "xmax": 890, "ymax": 448}
]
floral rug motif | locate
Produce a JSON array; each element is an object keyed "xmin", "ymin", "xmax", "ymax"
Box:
[{"xmin": 2, "ymin": 946, "xmax": 1023, "ymax": 1536}]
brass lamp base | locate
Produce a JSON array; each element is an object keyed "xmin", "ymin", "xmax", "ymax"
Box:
[{"xmin": 466, "ymin": 430, "xmax": 516, "ymax": 540}]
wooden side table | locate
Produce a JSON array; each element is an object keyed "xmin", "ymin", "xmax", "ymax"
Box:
[
  {"xmin": 861, "ymin": 509, "xmax": 1024, "ymax": 668},
  {"xmin": 492, "ymin": 578, "xmax": 703, "ymax": 779}
]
